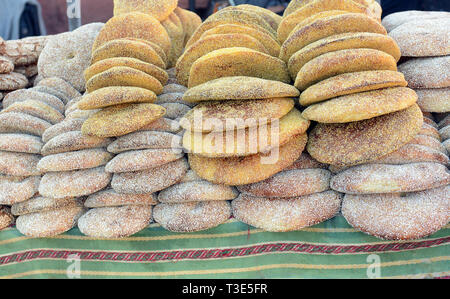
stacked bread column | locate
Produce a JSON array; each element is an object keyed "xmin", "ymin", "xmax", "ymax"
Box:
[
  {"xmin": 2, "ymin": 83, "xmax": 86, "ymax": 237},
  {"xmin": 0, "ymin": 36, "xmax": 48, "ymax": 103},
  {"xmin": 280, "ymin": 4, "xmax": 449, "ymax": 239},
  {"xmin": 74, "ymin": 9, "xmax": 193, "ymax": 237},
  {"xmin": 178, "ymin": 5, "xmax": 309, "ymax": 186}
]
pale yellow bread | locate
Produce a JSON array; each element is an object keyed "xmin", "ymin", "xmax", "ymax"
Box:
[
  {"xmin": 224, "ymin": 4, "xmax": 282, "ymax": 31},
  {"xmin": 300, "ymin": 70, "xmax": 407, "ymax": 106},
  {"xmin": 186, "ymin": 9, "xmax": 276, "ymax": 48},
  {"xmin": 302, "ymin": 87, "xmax": 417, "ymax": 123},
  {"xmin": 81, "ymin": 103, "xmax": 166, "ymax": 138},
  {"xmin": 341, "ymin": 185, "xmax": 450, "ymax": 240},
  {"xmin": 188, "ymin": 133, "xmax": 307, "ymax": 186},
  {"xmin": 113, "ymin": 0, "xmax": 178, "ymax": 21},
  {"xmin": 173, "ymin": 7, "xmax": 202, "ymax": 45},
  {"xmin": 183, "ymin": 76, "xmax": 299, "ymax": 103},
  {"xmin": 278, "ymin": 0, "xmax": 372, "ymax": 43},
  {"xmin": 279, "ymin": 13, "xmax": 387, "ymax": 62},
  {"xmin": 199, "ymin": 24, "xmax": 281, "ymax": 57},
  {"xmin": 180, "ymin": 98, "xmax": 295, "ymax": 133},
  {"xmin": 86, "ymin": 66, "xmax": 163, "ymax": 95},
  {"xmin": 289, "ymin": 33, "xmax": 401, "ymax": 79},
  {"xmin": 295, "ymin": 48, "xmax": 397, "ymax": 90},
  {"xmin": 92, "ymin": 13, "xmax": 171, "ymax": 55},
  {"xmin": 188, "ymin": 47, "xmax": 290, "ymax": 88},
  {"xmin": 307, "ymin": 104, "xmax": 423, "ymax": 166},
  {"xmin": 175, "ymin": 33, "xmax": 269, "ymax": 86},
  {"xmin": 91, "ymin": 39, "xmax": 166, "ymax": 69},
  {"xmin": 84, "ymin": 57, "xmax": 168, "ymax": 85},
  {"xmin": 183, "ymin": 109, "xmax": 310, "ymax": 157},
  {"xmin": 78, "ymin": 87, "xmax": 157, "ymax": 110},
  {"xmin": 232, "ymin": 191, "xmax": 342, "ymax": 232}
]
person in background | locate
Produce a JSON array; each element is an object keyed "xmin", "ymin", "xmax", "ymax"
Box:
[
  {"xmin": 0, "ymin": 0, "xmax": 46, "ymax": 40},
  {"xmin": 381, "ymin": 0, "xmax": 450, "ymax": 18}
]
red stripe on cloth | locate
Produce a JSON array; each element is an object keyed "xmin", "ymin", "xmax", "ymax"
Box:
[{"xmin": 0, "ymin": 237, "xmax": 449, "ymax": 266}]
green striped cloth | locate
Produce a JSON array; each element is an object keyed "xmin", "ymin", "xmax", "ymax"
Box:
[{"xmin": 0, "ymin": 216, "xmax": 448, "ymax": 279}]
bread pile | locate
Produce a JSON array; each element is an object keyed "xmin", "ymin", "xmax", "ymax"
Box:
[
  {"xmin": 232, "ymin": 153, "xmax": 341, "ymax": 232},
  {"xmin": 384, "ymin": 11, "xmax": 450, "ymax": 115},
  {"xmin": 0, "ymin": 36, "xmax": 48, "ymax": 105},
  {"xmin": 177, "ymin": 5, "xmax": 310, "ymax": 187},
  {"xmin": 3, "ymin": 77, "xmax": 87, "ymax": 237}
]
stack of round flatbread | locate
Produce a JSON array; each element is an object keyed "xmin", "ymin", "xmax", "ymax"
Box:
[
  {"xmin": 113, "ymin": 1, "xmax": 202, "ymax": 68},
  {"xmin": 0, "ymin": 35, "xmax": 49, "ymax": 103},
  {"xmin": 178, "ymin": 5, "xmax": 311, "ymax": 186},
  {"xmin": 384, "ymin": 11, "xmax": 450, "ymax": 114},
  {"xmin": 1, "ymin": 75, "xmax": 87, "ymax": 237},
  {"xmin": 330, "ymin": 121, "xmax": 450, "ymax": 240},
  {"xmin": 38, "ymin": 23, "xmax": 103, "ymax": 92},
  {"xmin": 92, "ymin": 85, "xmax": 187, "ymax": 236},
  {"xmin": 279, "ymin": 2, "xmax": 422, "ymax": 169},
  {"xmin": 79, "ymin": 12, "xmax": 172, "ymax": 138},
  {"xmin": 232, "ymin": 153, "xmax": 342, "ymax": 232},
  {"xmin": 154, "ymin": 169, "xmax": 237, "ymax": 232}
]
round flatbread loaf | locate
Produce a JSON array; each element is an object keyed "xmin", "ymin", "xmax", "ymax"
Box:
[
  {"xmin": 232, "ymin": 191, "xmax": 342, "ymax": 232},
  {"xmin": 0, "ymin": 175, "xmax": 40, "ymax": 205},
  {"xmin": 238, "ymin": 168, "xmax": 331, "ymax": 198},
  {"xmin": 3, "ymin": 89, "xmax": 65, "ymax": 113},
  {"xmin": 189, "ymin": 133, "xmax": 307, "ymax": 185},
  {"xmin": 183, "ymin": 76, "xmax": 299, "ymax": 103},
  {"xmin": 307, "ymin": 104, "xmax": 423, "ymax": 166},
  {"xmin": 158, "ymin": 181, "xmax": 239, "ymax": 203},
  {"xmin": 78, "ymin": 205, "xmax": 152, "ymax": 238},
  {"xmin": 342, "ymin": 185, "xmax": 450, "ymax": 240},
  {"xmin": 0, "ymin": 206, "xmax": 14, "ymax": 230},
  {"xmin": 38, "ymin": 148, "xmax": 113, "ymax": 172},
  {"xmin": 112, "ymin": 158, "xmax": 189, "ymax": 194},
  {"xmin": 188, "ymin": 47, "xmax": 290, "ymax": 88},
  {"xmin": 415, "ymin": 88, "xmax": 450, "ymax": 113},
  {"xmin": 85, "ymin": 189, "xmax": 157, "ymax": 208},
  {"xmin": 0, "ymin": 133, "xmax": 43, "ymax": 154},
  {"xmin": 153, "ymin": 201, "xmax": 231, "ymax": 232},
  {"xmin": 331, "ymin": 162, "xmax": 450, "ymax": 194},
  {"xmin": 105, "ymin": 149, "xmax": 184, "ymax": 173},
  {"xmin": 41, "ymin": 131, "xmax": 112, "ymax": 156},
  {"xmin": 39, "ymin": 167, "xmax": 112, "ymax": 199},
  {"xmin": 389, "ymin": 18, "xmax": 450, "ymax": 57},
  {"xmin": 398, "ymin": 56, "xmax": 450, "ymax": 89},
  {"xmin": 16, "ymin": 206, "xmax": 85, "ymax": 237},
  {"xmin": 11, "ymin": 197, "xmax": 83, "ymax": 216}
]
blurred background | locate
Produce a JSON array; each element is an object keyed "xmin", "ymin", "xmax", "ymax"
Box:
[{"xmin": 0, "ymin": 0, "xmax": 448, "ymax": 40}]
